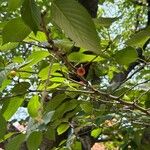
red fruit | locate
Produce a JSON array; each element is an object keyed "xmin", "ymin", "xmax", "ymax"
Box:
[{"xmin": 76, "ymin": 67, "xmax": 85, "ymax": 77}]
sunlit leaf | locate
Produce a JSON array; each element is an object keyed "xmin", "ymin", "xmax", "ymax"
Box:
[
  {"xmin": 2, "ymin": 96, "xmax": 24, "ymax": 120},
  {"xmin": 57, "ymin": 123, "xmax": 69, "ymax": 135},
  {"xmin": 26, "ymin": 50, "xmax": 50, "ymax": 67},
  {"xmin": 0, "ymin": 37, "xmax": 19, "ymax": 51},
  {"xmin": 91, "ymin": 128, "xmax": 102, "ymax": 138},
  {"xmin": 27, "ymin": 95, "xmax": 41, "ymax": 118},
  {"xmin": 2, "ymin": 18, "xmax": 31, "ymax": 44},
  {"xmin": 68, "ymin": 52, "xmax": 103, "ymax": 63}
]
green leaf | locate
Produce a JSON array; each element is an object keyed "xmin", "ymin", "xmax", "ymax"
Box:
[
  {"xmin": 0, "ymin": 132, "xmax": 16, "ymax": 143},
  {"xmin": 27, "ymin": 131, "xmax": 42, "ymax": 150},
  {"xmin": 94, "ymin": 17, "xmax": 119, "ymax": 27},
  {"xmin": 45, "ymin": 94, "xmax": 66, "ymax": 112},
  {"xmin": 45, "ymin": 127, "xmax": 56, "ymax": 140},
  {"xmin": 26, "ymin": 50, "xmax": 50, "ymax": 67},
  {"xmin": 0, "ymin": 114, "xmax": 7, "ymax": 139},
  {"xmin": 126, "ymin": 27, "xmax": 150, "ymax": 47},
  {"xmin": 91, "ymin": 128, "xmax": 102, "ymax": 138},
  {"xmin": 54, "ymin": 39, "xmax": 73, "ymax": 52},
  {"xmin": 57, "ymin": 123, "xmax": 69, "ymax": 135},
  {"xmin": 50, "ymin": 77, "xmax": 65, "ymax": 82},
  {"xmin": 68, "ymin": 52, "xmax": 103, "ymax": 63},
  {"xmin": 6, "ymin": 134, "xmax": 26, "ymax": 150},
  {"xmin": 24, "ymin": 31, "xmax": 47, "ymax": 42},
  {"xmin": 27, "ymin": 95, "xmax": 41, "ymax": 118},
  {"xmin": 0, "ymin": 79, "xmax": 11, "ymax": 92},
  {"xmin": 80, "ymin": 102, "xmax": 93, "ymax": 114},
  {"xmin": 0, "ymin": 42, "xmax": 18, "ymax": 51},
  {"xmin": 2, "ymin": 18, "xmax": 31, "ymax": 44},
  {"xmin": 52, "ymin": 99, "xmax": 78, "ymax": 120},
  {"xmin": 13, "ymin": 56, "xmax": 24, "ymax": 63},
  {"xmin": 114, "ymin": 47, "xmax": 138, "ymax": 65},
  {"xmin": 38, "ymin": 63, "xmax": 64, "ymax": 80},
  {"xmin": 11, "ymin": 82, "xmax": 30, "ymax": 94},
  {"xmin": 8, "ymin": 0, "xmax": 23, "ymax": 11},
  {"xmin": 2, "ymin": 96, "xmax": 24, "ymax": 120},
  {"xmin": 0, "ymin": 37, "xmax": 19, "ymax": 51},
  {"xmin": 71, "ymin": 141, "xmax": 82, "ymax": 150},
  {"xmin": 21, "ymin": 0, "xmax": 41, "ymax": 34},
  {"xmin": 51, "ymin": 0, "xmax": 100, "ymax": 54}
]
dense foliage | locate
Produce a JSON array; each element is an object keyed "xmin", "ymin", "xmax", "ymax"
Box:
[{"xmin": 0, "ymin": 0, "xmax": 150, "ymax": 149}]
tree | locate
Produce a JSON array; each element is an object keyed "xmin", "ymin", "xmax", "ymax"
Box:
[{"xmin": 0, "ymin": 0, "xmax": 150, "ymax": 149}]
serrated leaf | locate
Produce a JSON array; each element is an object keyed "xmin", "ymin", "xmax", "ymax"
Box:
[
  {"xmin": 2, "ymin": 96, "xmax": 24, "ymax": 120},
  {"xmin": 21, "ymin": 0, "xmax": 41, "ymax": 34},
  {"xmin": 126, "ymin": 27, "xmax": 150, "ymax": 47},
  {"xmin": 2, "ymin": 18, "xmax": 31, "ymax": 44},
  {"xmin": 114, "ymin": 47, "xmax": 138, "ymax": 65},
  {"xmin": 0, "ymin": 114, "xmax": 7, "ymax": 139},
  {"xmin": 57, "ymin": 123, "xmax": 69, "ymax": 135},
  {"xmin": 5, "ymin": 134, "xmax": 26, "ymax": 150},
  {"xmin": 27, "ymin": 95, "xmax": 41, "ymax": 118},
  {"xmin": 8, "ymin": 0, "xmax": 23, "ymax": 11},
  {"xmin": 91, "ymin": 128, "xmax": 102, "ymax": 138},
  {"xmin": 27, "ymin": 131, "xmax": 42, "ymax": 150},
  {"xmin": 51, "ymin": 0, "xmax": 101, "ymax": 54}
]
